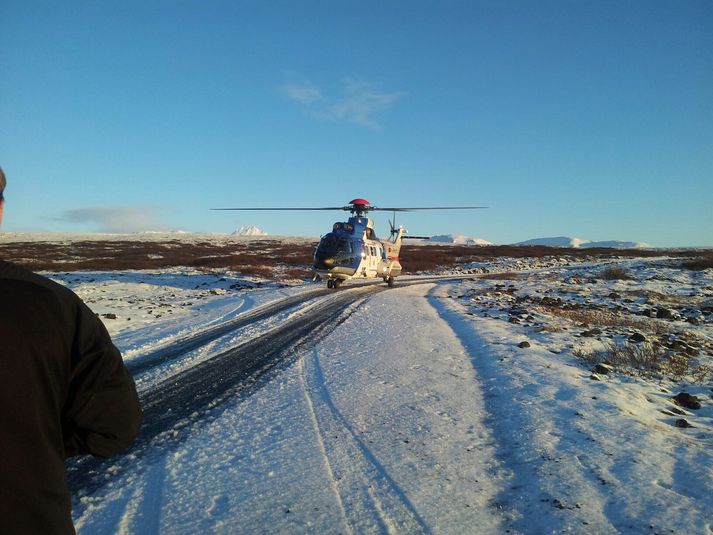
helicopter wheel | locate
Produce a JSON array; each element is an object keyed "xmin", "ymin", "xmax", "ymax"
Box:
[
  {"xmin": 333, "ymin": 279, "xmax": 342, "ymax": 288},
  {"xmin": 327, "ymin": 280, "xmax": 334, "ymax": 289},
  {"xmin": 387, "ymin": 276, "xmax": 395, "ymax": 288}
]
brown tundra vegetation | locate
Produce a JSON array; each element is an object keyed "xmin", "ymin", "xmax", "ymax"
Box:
[{"xmin": 0, "ymin": 238, "xmax": 708, "ymax": 280}]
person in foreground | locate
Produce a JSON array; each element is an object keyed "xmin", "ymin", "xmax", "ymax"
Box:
[{"xmin": 0, "ymin": 166, "xmax": 143, "ymax": 534}]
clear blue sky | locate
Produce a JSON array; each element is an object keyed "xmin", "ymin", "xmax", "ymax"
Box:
[{"xmin": 1, "ymin": 0, "xmax": 711, "ymax": 246}]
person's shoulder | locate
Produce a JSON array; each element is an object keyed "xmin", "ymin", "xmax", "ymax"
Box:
[
  {"xmin": 0, "ymin": 260, "xmax": 76, "ymax": 301},
  {"xmin": 1, "ymin": 259, "xmax": 58, "ymax": 287}
]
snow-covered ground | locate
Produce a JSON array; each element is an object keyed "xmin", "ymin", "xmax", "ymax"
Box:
[{"xmin": 47, "ymin": 258, "xmax": 712, "ymax": 534}]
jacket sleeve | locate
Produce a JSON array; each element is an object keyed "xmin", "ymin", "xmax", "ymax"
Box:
[{"xmin": 63, "ymin": 299, "xmax": 143, "ymax": 458}]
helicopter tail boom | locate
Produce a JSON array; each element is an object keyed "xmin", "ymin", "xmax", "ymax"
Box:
[{"xmin": 383, "ymin": 226, "xmax": 404, "ymax": 261}]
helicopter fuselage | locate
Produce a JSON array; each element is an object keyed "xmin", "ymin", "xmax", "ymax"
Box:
[{"xmin": 313, "ymin": 215, "xmax": 402, "ymax": 286}]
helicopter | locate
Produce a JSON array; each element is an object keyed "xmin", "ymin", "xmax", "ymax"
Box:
[{"xmin": 213, "ymin": 199, "xmax": 485, "ymax": 288}]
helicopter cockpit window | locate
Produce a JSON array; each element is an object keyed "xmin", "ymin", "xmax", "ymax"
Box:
[
  {"xmin": 337, "ymin": 239, "xmax": 353, "ymax": 254},
  {"xmin": 317, "ymin": 234, "xmax": 338, "ymax": 252}
]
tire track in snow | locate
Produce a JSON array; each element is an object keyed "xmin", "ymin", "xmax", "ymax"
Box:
[
  {"xmin": 117, "ymin": 454, "xmax": 166, "ymax": 535},
  {"xmin": 126, "ymin": 275, "xmax": 481, "ymax": 377},
  {"xmin": 301, "ymin": 347, "xmax": 431, "ymax": 534},
  {"xmin": 126, "ymin": 287, "xmax": 331, "ymax": 375},
  {"xmin": 69, "ymin": 277, "xmax": 473, "ymax": 518},
  {"xmin": 68, "ymin": 285, "xmax": 384, "ymax": 505},
  {"xmin": 298, "ymin": 355, "xmax": 353, "ymax": 535}
]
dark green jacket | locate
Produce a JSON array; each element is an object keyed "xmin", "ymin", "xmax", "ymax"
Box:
[{"xmin": 0, "ymin": 261, "xmax": 142, "ymax": 534}]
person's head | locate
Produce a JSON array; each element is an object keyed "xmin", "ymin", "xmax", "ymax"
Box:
[{"xmin": 0, "ymin": 166, "xmax": 5, "ymax": 225}]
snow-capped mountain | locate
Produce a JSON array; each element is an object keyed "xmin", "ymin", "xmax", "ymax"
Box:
[
  {"xmin": 232, "ymin": 225, "xmax": 269, "ymax": 237},
  {"xmin": 429, "ymin": 234, "xmax": 493, "ymax": 245},
  {"xmin": 513, "ymin": 236, "xmax": 651, "ymax": 249}
]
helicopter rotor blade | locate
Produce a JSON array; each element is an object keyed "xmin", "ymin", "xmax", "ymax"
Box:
[
  {"xmin": 371, "ymin": 206, "xmax": 488, "ymax": 211},
  {"xmin": 211, "ymin": 204, "xmax": 488, "ymax": 212},
  {"xmin": 211, "ymin": 207, "xmax": 348, "ymax": 211}
]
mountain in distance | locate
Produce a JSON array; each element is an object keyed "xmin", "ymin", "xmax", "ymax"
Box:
[
  {"xmin": 513, "ymin": 236, "xmax": 588, "ymax": 247},
  {"xmin": 228, "ymin": 227, "xmax": 649, "ymax": 247},
  {"xmin": 583, "ymin": 239, "xmax": 653, "ymax": 249},
  {"xmin": 513, "ymin": 236, "xmax": 652, "ymax": 249},
  {"xmin": 232, "ymin": 225, "xmax": 269, "ymax": 237},
  {"xmin": 429, "ymin": 234, "xmax": 493, "ymax": 245}
]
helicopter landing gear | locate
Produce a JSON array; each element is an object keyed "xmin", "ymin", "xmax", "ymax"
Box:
[
  {"xmin": 327, "ymin": 279, "xmax": 342, "ymax": 289},
  {"xmin": 387, "ymin": 276, "xmax": 395, "ymax": 288}
]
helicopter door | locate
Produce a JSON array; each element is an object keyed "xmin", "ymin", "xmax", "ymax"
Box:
[{"xmin": 368, "ymin": 245, "xmax": 379, "ymax": 275}]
